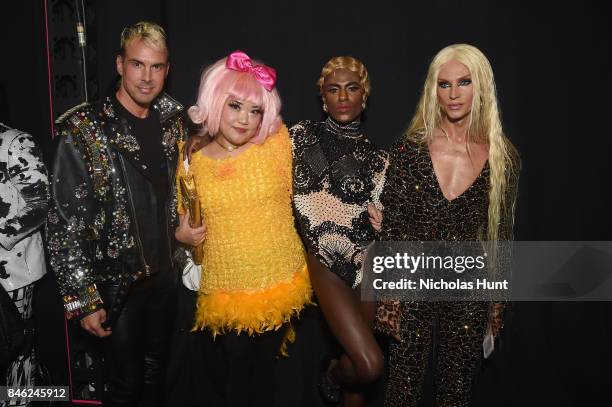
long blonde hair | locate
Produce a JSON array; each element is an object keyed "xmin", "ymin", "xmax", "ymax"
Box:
[{"xmin": 406, "ymin": 44, "xmax": 519, "ymax": 244}]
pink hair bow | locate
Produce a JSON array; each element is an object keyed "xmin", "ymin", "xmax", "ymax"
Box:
[{"xmin": 225, "ymin": 50, "xmax": 277, "ymax": 91}]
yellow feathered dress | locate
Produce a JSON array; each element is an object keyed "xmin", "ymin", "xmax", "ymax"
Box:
[{"xmin": 177, "ymin": 125, "xmax": 312, "ymax": 336}]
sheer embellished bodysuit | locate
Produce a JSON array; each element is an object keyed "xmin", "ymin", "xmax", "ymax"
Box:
[{"xmin": 290, "ymin": 117, "xmax": 388, "ymax": 288}]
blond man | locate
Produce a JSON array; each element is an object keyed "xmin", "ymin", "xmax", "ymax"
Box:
[{"xmin": 47, "ymin": 22, "xmax": 187, "ymax": 406}]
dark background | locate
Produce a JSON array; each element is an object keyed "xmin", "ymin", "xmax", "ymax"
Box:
[{"xmin": 1, "ymin": 1, "xmax": 610, "ymax": 405}]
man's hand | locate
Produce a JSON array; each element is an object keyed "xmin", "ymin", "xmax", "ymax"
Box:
[
  {"xmin": 367, "ymin": 204, "xmax": 383, "ymax": 232},
  {"xmin": 183, "ymin": 135, "xmax": 207, "ymax": 163},
  {"xmin": 175, "ymin": 212, "xmax": 206, "ymax": 246},
  {"xmin": 80, "ymin": 309, "xmax": 112, "ymax": 338}
]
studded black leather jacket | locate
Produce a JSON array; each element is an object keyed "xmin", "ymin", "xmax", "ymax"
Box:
[{"xmin": 46, "ymin": 93, "xmax": 186, "ymax": 318}]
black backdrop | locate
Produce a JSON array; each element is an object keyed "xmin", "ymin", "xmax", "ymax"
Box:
[{"xmin": 1, "ymin": 1, "xmax": 610, "ymax": 405}]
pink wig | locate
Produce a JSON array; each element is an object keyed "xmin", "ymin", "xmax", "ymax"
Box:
[{"xmin": 188, "ymin": 57, "xmax": 282, "ymax": 144}]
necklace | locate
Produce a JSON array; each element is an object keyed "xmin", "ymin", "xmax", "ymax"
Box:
[
  {"xmin": 324, "ymin": 116, "xmax": 362, "ymax": 139},
  {"xmin": 214, "ymin": 137, "xmax": 237, "ymax": 152}
]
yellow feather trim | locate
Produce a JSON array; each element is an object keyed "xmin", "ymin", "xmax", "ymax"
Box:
[
  {"xmin": 192, "ymin": 265, "xmax": 312, "ymax": 336},
  {"xmin": 278, "ymin": 322, "xmax": 297, "ymax": 358}
]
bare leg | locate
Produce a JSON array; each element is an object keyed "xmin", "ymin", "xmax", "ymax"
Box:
[
  {"xmin": 307, "ymin": 253, "xmax": 383, "ymax": 406},
  {"xmin": 340, "ymin": 300, "xmax": 380, "ymax": 406}
]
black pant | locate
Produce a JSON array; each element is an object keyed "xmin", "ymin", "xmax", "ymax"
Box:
[
  {"xmin": 98, "ymin": 273, "xmax": 175, "ymax": 407},
  {"xmin": 200, "ymin": 327, "xmax": 286, "ymax": 407}
]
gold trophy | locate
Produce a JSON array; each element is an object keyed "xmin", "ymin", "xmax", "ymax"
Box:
[{"xmin": 179, "ymin": 173, "xmax": 204, "ymax": 265}]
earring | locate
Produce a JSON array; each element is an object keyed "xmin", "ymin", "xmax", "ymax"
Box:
[
  {"xmin": 362, "ymin": 101, "xmax": 366, "ymax": 109},
  {"xmin": 323, "ymin": 103, "xmax": 328, "ymax": 113}
]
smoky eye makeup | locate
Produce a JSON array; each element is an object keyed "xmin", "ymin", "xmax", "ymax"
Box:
[
  {"xmin": 459, "ymin": 78, "xmax": 472, "ymax": 86},
  {"xmin": 228, "ymin": 100, "xmax": 242, "ymax": 110}
]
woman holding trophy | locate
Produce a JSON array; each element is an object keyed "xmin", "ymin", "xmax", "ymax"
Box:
[{"xmin": 173, "ymin": 51, "xmax": 312, "ymax": 406}]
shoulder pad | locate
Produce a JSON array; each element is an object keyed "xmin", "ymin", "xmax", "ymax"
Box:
[
  {"xmin": 153, "ymin": 93, "xmax": 183, "ymax": 122},
  {"xmin": 55, "ymin": 102, "xmax": 91, "ymax": 124}
]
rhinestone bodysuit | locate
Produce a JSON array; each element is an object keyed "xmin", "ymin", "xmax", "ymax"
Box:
[{"xmin": 290, "ymin": 118, "xmax": 388, "ymax": 288}]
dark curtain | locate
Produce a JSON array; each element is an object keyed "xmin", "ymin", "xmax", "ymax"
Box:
[{"xmin": 1, "ymin": 1, "xmax": 609, "ymax": 406}]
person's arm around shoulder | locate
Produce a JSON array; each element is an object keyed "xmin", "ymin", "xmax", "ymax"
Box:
[{"xmin": 182, "ymin": 128, "xmax": 209, "ymax": 163}]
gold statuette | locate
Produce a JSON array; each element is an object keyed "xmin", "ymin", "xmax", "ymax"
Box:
[{"xmin": 179, "ymin": 173, "xmax": 204, "ymax": 265}]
